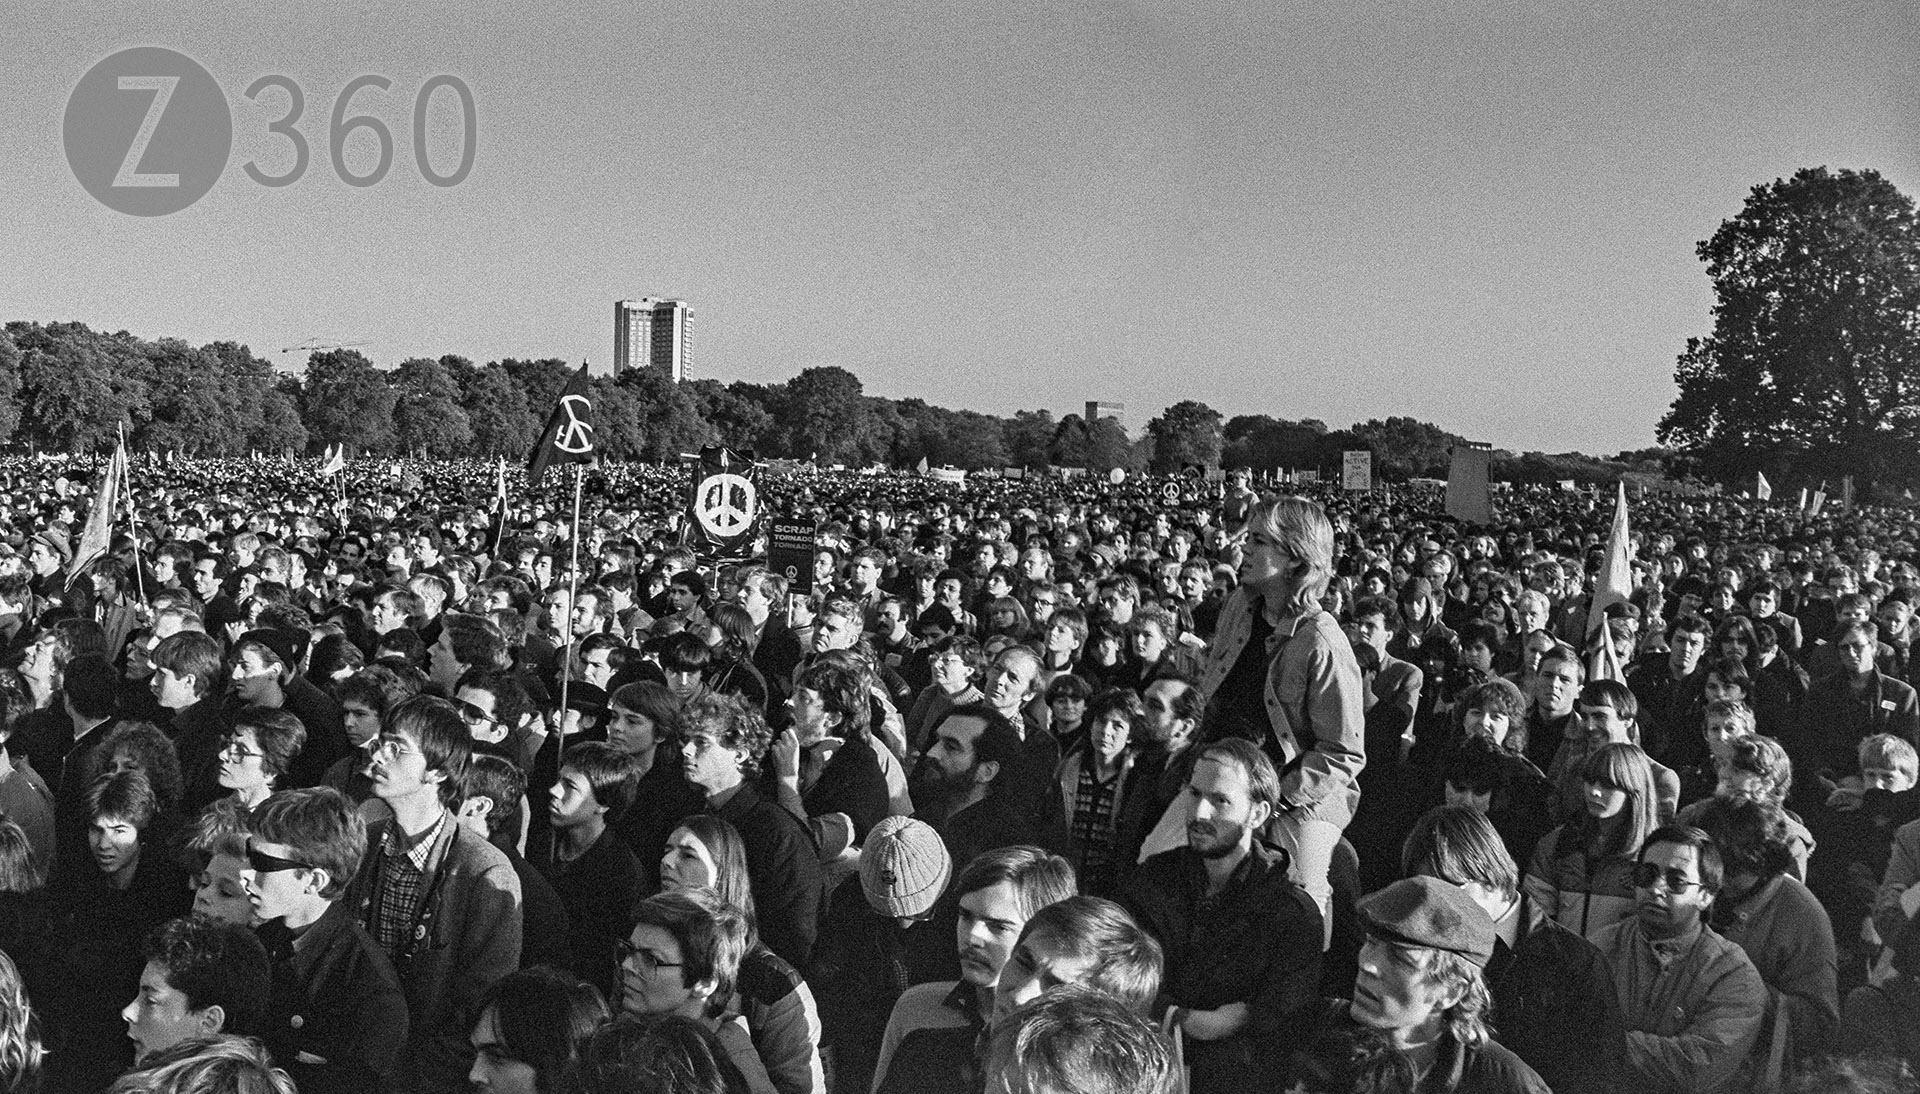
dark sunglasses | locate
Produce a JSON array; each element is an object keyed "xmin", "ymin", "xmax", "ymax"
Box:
[
  {"xmin": 247, "ymin": 842, "xmax": 314, "ymax": 874},
  {"xmin": 453, "ymin": 699, "xmax": 499, "ymax": 726}
]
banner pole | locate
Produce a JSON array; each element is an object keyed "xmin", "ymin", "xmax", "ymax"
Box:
[
  {"xmin": 117, "ymin": 426, "xmax": 147, "ymax": 607},
  {"xmin": 547, "ymin": 461, "xmax": 586, "ymax": 863},
  {"xmin": 493, "ymin": 459, "xmax": 510, "ymax": 562},
  {"xmin": 557, "ymin": 461, "xmax": 585, "ymax": 759}
]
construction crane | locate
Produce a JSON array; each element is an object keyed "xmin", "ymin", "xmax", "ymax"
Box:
[{"xmin": 280, "ymin": 338, "xmax": 371, "ymax": 355}]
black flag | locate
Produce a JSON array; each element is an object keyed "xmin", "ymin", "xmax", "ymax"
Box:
[
  {"xmin": 527, "ymin": 364, "xmax": 595, "ymax": 489},
  {"xmin": 686, "ymin": 446, "xmax": 760, "ymax": 558}
]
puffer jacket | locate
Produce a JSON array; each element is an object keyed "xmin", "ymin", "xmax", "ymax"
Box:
[{"xmin": 1523, "ymin": 825, "xmax": 1639, "ymax": 942}]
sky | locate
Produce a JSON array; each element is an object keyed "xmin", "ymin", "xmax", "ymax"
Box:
[{"xmin": 3, "ymin": 0, "xmax": 1916, "ymax": 456}]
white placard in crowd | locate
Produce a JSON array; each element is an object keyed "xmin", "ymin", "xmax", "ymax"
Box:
[{"xmin": 1342, "ymin": 450, "xmax": 1372, "ymax": 491}]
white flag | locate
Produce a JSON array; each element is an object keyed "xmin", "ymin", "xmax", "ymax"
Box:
[
  {"xmin": 1587, "ymin": 481, "xmax": 1632, "ymax": 639},
  {"xmin": 68, "ymin": 438, "xmax": 127, "ymax": 587}
]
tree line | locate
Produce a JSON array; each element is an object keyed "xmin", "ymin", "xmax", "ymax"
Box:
[
  {"xmin": 0, "ymin": 321, "xmax": 1661, "ymax": 485},
  {"xmin": 6, "ymin": 166, "xmax": 1906, "ymax": 491}
]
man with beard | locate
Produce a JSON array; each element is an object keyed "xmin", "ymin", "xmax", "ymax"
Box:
[
  {"xmin": 1112, "ymin": 673, "xmax": 1204, "ymax": 875},
  {"xmin": 910, "ymin": 704, "xmax": 1038, "ymax": 871},
  {"xmin": 1121, "ymin": 738, "xmax": 1323, "ymax": 1094},
  {"xmin": 1593, "ymin": 825, "xmax": 1766, "ymax": 1094},
  {"xmin": 872, "ymin": 845, "xmax": 1075, "ymax": 1094}
]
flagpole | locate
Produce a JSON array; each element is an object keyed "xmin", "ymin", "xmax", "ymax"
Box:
[
  {"xmin": 492, "ymin": 457, "xmax": 510, "ymax": 562},
  {"xmin": 557, "ymin": 461, "xmax": 585, "ymax": 762},
  {"xmin": 549, "ymin": 460, "xmax": 587, "ymax": 863},
  {"xmin": 117, "ymin": 427, "xmax": 147, "ymax": 607}
]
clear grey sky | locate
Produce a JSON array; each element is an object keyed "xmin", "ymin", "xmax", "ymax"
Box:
[{"xmin": 3, "ymin": 0, "xmax": 1915, "ymax": 455}]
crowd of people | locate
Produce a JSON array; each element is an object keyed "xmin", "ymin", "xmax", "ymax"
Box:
[{"xmin": 0, "ymin": 452, "xmax": 1915, "ymax": 1093}]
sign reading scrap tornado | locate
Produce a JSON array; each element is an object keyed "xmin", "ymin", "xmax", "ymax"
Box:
[
  {"xmin": 766, "ymin": 520, "xmax": 816, "ymax": 596},
  {"xmin": 1446, "ymin": 445, "xmax": 1493, "ymax": 525}
]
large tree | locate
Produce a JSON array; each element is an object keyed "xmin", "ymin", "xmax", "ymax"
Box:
[
  {"xmin": 1222, "ymin": 415, "xmax": 1328, "ymax": 472},
  {"xmin": 1145, "ymin": 400, "xmax": 1224, "ymax": 473},
  {"xmin": 686, "ymin": 379, "xmax": 775, "ymax": 453},
  {"xmin": 0, "ymin": 330, "xmax": 20, "ymax": 446},
  {"xmin": 391, "ymin": 357, "xmax": 474, "ymax": 456},
  {"xmin": 139, "ymin": 339, "xmax": 233, "ymax": 454},
  {"xmin": 500, "ymin": 358, "xmax": 577, "ymax": 420},
  {"xmin": 461, "ymin": 362, "xmax": 538, "ymax": 456},
  {"xmin": 1002, "ymin": 409, "xmax": 1054, "ymax": 469},
  {"xmin": 254, "ymin": 380, "xmax": 309, "ymax": 453},
  {"xmin": 301, "ymin": 348, "xmax": 397, "ymax": 453},
  {"xmin": 614, "ymin": 366, "xmax": 716, "ymax": 461},
  {"xmin": 1660, "ymin": 167, "xmax": 1920, "ymax": 490},
  {"xmin": 1348, "ymin": 416, "xmax": 1461, "ymax": 481},
  {"xmin": 7, "ymin": 321, "xmax": 145, "ymax": 452},
  {"xmin": 778, "ymin": 366, "xmax": 869, "ymax": 464}
]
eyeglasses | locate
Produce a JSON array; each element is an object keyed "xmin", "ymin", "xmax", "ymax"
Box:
[
  {"xmin": 1631, "ymin": 862, "xmax": 1707, "ymax": 892},
  {"xmin": 371, "ymin": 735, "xmax": 416, "ymax": 759},
  {"xmin": 617, "ymin": 938, "xmax": 684, "ymax": 974},
  {"xmin": 246, "ymin": 841, "xmax": 313, "ymax": 874},
  {"xmin": 221, "ymin": 738, "xmax": 261, "ymax": 760}
]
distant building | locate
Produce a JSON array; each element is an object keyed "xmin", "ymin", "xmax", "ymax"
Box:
[
  {"xmin": 613, "ymin": 298, "xmax": 694, "ymax": 381},
  {"xmin": 1085, "ymin": 401, "xmax": 1125, "ymax": 428}
]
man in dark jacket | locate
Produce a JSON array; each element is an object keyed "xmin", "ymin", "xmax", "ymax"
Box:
[
  {"xmin": 679, "ymin": 691, "xmax": 823, "ymax": 971},
  {"xmin": 1279, "ymin": 876, "xmax": 1552, "ymax": 1094},
  {"xmin": 152, "ymin": 631, "xmax": 231, "ymax": 814},
  {"xmin": 245, "ymin": 787, "xmax": 409, "ymax": 1094},
  {"xmin": 1628, "ymin": 613, "xmax": 1710, "ymax": 765},
  {"xmin": 740, "ymin": 568, "xmax": 805, "ymax": 701},
  {"xmin": 1113, "ymin": 673, "xmax": 1204, "ymax": 879},
  {"xmin": 910, "ymin": 704, "xmax": 1042, "ymax": 872},
  {"xmin": 772, "ymin": 660, "xmax": 890, "ymax": 858},
  {"xmin": 1792, "ymin": 621, "xmax": 1920, "ymax": 809},
  {"xmin": 458, "ymin": 752, "xmax": 572, "ymax": 973},
  {"xmin": 1402, "ymin": 804, "xmax": 1624, "ymax": 1094},
  {"xmin": 345, "ymin": 696, "xmax": 521, "ymax": 1094},
  {"xmin": 1121, "ymin": 739, "xmax": 1323, "ymax": 1094},
  {"xmin": 812, "ymin": 818, "xmax": 957, "ymax": 1094},
  {"xmin": 532, "ymin": 740, "xmax": 642, "ymax": 1000},
  {"xmin": 605, "ymin": 682, "xmax": 706, "ymax": 881},
  {"xmin": 228, "ymin": 627, "xmax": 348, "ymax": 788}
]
